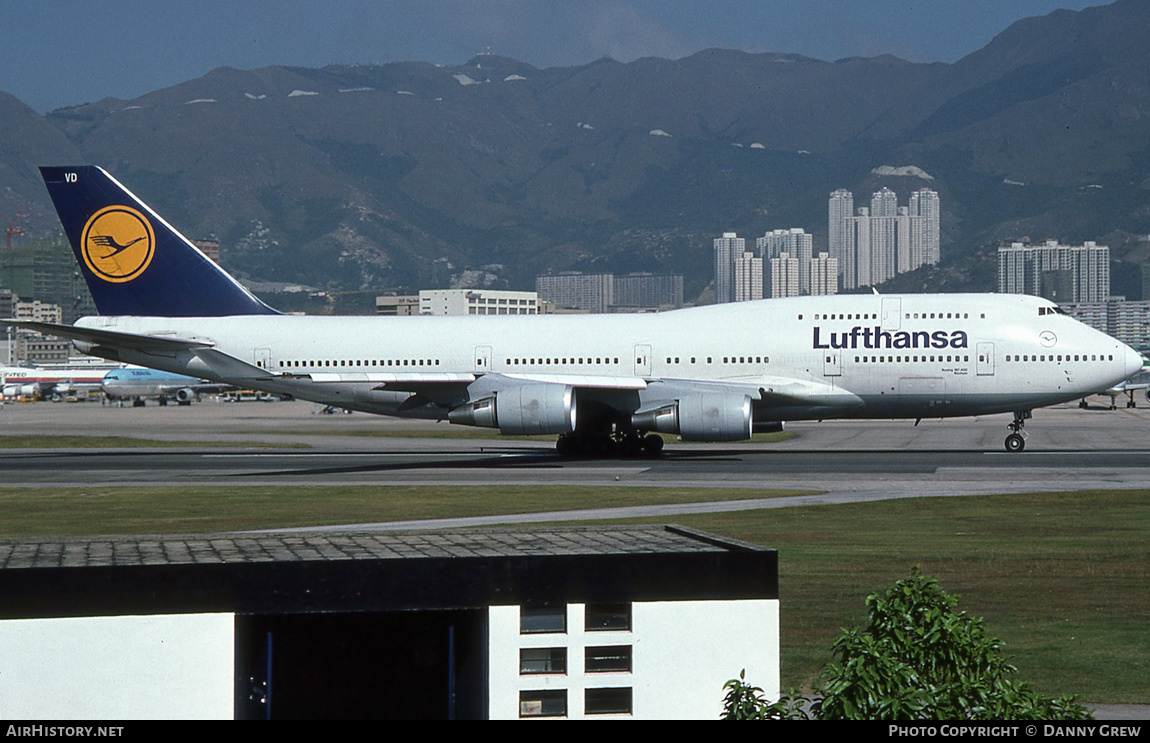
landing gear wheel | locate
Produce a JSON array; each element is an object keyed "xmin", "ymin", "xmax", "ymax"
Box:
[
  {"xmin": 1005, "ymin": 433, "xmax": 1025, "ymax": 452},
  {"xmin": 642, "ymin": 433, "xmax": 664, "ymax": 455},
  {"xmin": 556, "ymin": 434, "xmax": 576, "ymax": 457},
  {"xmin": 619, "ymin": 435, "xmax": 643, "ymax": 457}
]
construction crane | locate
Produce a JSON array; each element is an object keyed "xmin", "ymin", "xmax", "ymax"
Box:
[{"xmin": 5, "ymin": 210, "xmax": 23, "ymax": 250}]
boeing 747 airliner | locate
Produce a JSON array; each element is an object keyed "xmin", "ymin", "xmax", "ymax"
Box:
[{"xmin": 6, "ymin": 166, "xmax": 1143, "ymax": 454}]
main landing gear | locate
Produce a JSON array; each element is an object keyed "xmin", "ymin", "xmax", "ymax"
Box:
[
  {"xmin": 1004, "ymin": 410, "xmax": 1031, "ymax": 452},
  {"xmin": 556, "ymin": 431, "xmax": 664, "ymax": 458}
]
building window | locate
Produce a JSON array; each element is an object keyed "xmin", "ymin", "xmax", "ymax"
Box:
[
  {"xmin": 520, "ymin": 648, "xmax": 567, "ymax": 675},
  {"xmin": 585, "ymin": 687, "xmax": 632, "ymax": 716},
  {"xmin": 586, "ymin": 603, "xmax": 631, "ymax": 632},
  {"xmin": 520, "ymin": 690, "xmax": 567, "ymax": 718},
  {"xmin": 520, "ymin": 606, "xmax": 566, "ymax": 634},
  {"xmin": 585, "ymin": 645, "xmax": 632, "ymax": 673}
]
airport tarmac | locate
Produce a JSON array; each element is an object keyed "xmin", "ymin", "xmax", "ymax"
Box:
[{"xmin": 1, "ymin": 396, "xmax": 1148, "ymax": 501}]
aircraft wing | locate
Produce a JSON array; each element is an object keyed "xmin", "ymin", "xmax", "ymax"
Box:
[
  {"xmin": 498, "ymin": 373, "xmax": 647, "ymax": 390},
  {"xmin": 307, "ymin": 372, "xmax": 478, "ymax": 386},
  {"xmin": 0, "ymin": 320, "xmax": 213, "ymax": 355},
  {"xmin": 640, "ymin": 375, "xmax": 857, "ymax": 406},
  {"xmin": 0, "ymin": 320, "xmax": 270, "ymax": 383}
]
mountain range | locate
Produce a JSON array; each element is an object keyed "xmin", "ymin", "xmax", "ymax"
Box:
[{"xmin": 2, "ymin": 0, "xmax": 1149, "ymax": 303}]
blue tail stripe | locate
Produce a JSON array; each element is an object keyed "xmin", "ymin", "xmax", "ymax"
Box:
[{"xmin": 40, "ymin": 166, "xmax": 278, "ymax": 317}]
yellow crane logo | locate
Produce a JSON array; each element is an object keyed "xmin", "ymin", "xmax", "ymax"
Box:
[{"xmin": 81, "ymin": 205, "xmax": 155, "ymax": 283}]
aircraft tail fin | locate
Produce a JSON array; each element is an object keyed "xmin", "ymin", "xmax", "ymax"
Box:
[{"xmin": 39, "ymin": 166, "xmax": 277, "ymax": 317}]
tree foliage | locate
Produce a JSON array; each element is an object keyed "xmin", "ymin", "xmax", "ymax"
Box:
[
  {"xmin": 722, "ymin": 671, "xmax": 815, "ymax": 720},
  {"xmin": 724, "ymin": 568, "xmax": 1093, "ymax": 720}
]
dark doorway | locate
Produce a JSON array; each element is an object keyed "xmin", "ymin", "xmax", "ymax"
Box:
[{"xmin": 237, "ymin": 610, "xmax": 486, "ymax": 719}]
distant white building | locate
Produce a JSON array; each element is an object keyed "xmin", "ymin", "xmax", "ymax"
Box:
[
  {"xmin": 997, "ymin": 241, "xmax": 1110, "ymax": 303},
  {"xmin": 611, "ymin": 274, "xmax": 684, "ymax": 310},
  {"xmin": 1061, "ymin": 299, "xmax": 1150, "ymax": 349},
  {"xmin": 375, "ymin": 295, "xmax": 421, "ymax": 316},
  {"xmin": 758, "ymin": 228, "xmax": 813, "ymax": 294},
  {"xmin": 769, "ymin": 252, "xmax": 800, "ymax": 298},
  {"xmin": 536, "ymin": 273, "xmax": 614, "ymax": 314},
  {"xmin": 713, "ymin": 233, "xmax": 744, "ymax": 304},
  {"xmin": 828, "ymin": 189, "xmax": 854, "ymax": 286},
  {"xmin": 830, "ymin": 188, "xmax": 940, "ymax": 289},
  {"xmin": 419, "ymin": 289, "xmax": 539, "ymax": 316},
  {"xmin": 810, "ymin": 252, "xmax": 839, "ymax": 296},
  {"xmin": 14, "ymin": 300, "xmax": 62, "ymax": 324},
  {"xmin": 733, "ymin": 249, "xmax": 763, "ymax": 303}
]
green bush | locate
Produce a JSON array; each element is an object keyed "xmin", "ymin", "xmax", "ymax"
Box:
[{"xmin": 724, "ymin": 568, "xmax": 1093, "ymax": 720}]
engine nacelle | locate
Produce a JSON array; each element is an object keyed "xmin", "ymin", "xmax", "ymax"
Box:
[
  {"xmin": 448, "ymin": 384, "xmax": 577, "ymax": 435},
  {"xmin": 631, "ymin": 392, "xmax": 753, "ymax": 441},
  {"xmin": 175, "ymin": 388, "xmax": 195, "ymax": 403}
]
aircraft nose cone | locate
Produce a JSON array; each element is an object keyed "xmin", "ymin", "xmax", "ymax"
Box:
[{"xmin": 1126, "ymin": 344, "xmax": 1146, "ymax": 379}]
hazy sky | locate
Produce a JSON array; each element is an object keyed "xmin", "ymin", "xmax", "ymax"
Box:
[{"xmin": 1, "ymin": 0, "xmax": 1108, "ymax": 113}]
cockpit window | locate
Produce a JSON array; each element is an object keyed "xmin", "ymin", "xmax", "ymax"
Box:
[{"xmin": 1039, "ymin": 306, "xmax": 1068, "ymax": 316}]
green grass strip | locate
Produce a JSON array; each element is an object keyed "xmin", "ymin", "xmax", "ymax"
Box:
[
  {"xmin": 568, "ymin": 489, "xmax": 1150, "ymax": 704},
  {"xmin": 0, "ymin": 485, "xmax": 811, "ymax": 537}
]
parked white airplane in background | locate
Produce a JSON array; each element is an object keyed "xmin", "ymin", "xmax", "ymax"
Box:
[
  {"xmin": 0, "ymin": 363, "xmax": 115, "ymax": 400},
  {"xmin": 3, "ymin": 166, "xmax": 1143, "ymax": 453},
  {"xmin": 101, "ymin": 367, "xmax": 226, "ymax": 406},
  {"xmin": 1082, "ymin": 369, "xmax": 1150, "ymax": 410}
]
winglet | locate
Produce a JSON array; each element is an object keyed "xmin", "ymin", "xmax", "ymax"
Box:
[{"xmin": 40, "ymin": 166, "xmax": 278, "ymax": 317}]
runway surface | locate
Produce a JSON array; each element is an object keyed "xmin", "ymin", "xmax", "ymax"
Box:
[{"xmin": 2, "ymin": 397, "xmax": 1148, "ymax": 502}]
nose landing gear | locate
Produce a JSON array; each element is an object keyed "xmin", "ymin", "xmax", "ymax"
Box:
[{"xmin": 1004, "ymin": 410, "xmax": 1031, "ymax": 452}]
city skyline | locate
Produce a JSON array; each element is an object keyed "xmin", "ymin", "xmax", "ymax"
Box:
[{"xmin": 830, "ymin": 187, "xmax": 940, "ymax": 290}]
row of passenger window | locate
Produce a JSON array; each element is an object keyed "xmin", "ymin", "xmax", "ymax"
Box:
[
  {"xmin": 507, "ymin": 357, "xmax": 620, "ymax": 366},
  {"xmin": 852, "ymin": 355, "xmax": 971, "ymax": 364},
  {"xmin": 1006, "ymin": 353, "xmax": 1114, "ymax": 362},
  {"xmin": 278, "ymin": 359, "xmax": 440, "ymax": 368},
  {"xmin": 906, "ymin": 312, "xmax": 976, "ymax": 320},
  {"xmin": 803, "ymin": 312, "xmax": 981, "ymax": 321},
  {"xmin": 665, "ymin": 356, "xmax": 771, "ymax": 365}
]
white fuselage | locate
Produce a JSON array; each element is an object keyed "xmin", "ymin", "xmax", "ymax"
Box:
[{"xmin": 74, "ymin": 293, "xmax": 1142, "ymax": 426}]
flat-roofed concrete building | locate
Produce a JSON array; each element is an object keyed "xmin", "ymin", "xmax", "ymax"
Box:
[
  {"xmin": 419, "ymin": 289, "xmax": 539, "ymax": 316},
  {"xmin": 536, "ymin": 273, "xmax": 614, "ymax": 314},
  {"xmin": 0, "ymin": 525, "xmax": 778, "ymax": 719},
  {"xmin": 611, "ymin": 273, "xmax": 684, "ymax": 310},
  {"xmin": 375, "ymin": 294, "xmax": 421, "ymax": 316}
]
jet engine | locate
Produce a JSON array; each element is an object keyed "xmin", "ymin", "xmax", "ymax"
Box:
[
  {"xmin": 175, "ymin": 388, "xmax": 196, "ymax": 403},
  {"xmin": 6, "ymin": 383, "xmax": 41, "ymax": 399},
  {"xmin": 631, "ymin": 392, "xmax": 753, "ymax": 441},
  {"xmin": 448, "ymin": 384, "xmax": 577, "ymax": 435}
]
